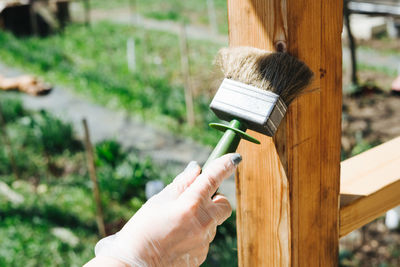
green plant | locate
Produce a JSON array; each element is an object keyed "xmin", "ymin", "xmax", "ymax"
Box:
[
  {"xmin": 203, "ymin": 211, "xmax": 237, "ymax": 266},
  {"xmin": 0, "ymin": 216, "xmax": 95, "ymax": 267},
  {"xmin": 0, "ymin": 145, "xmax": 11, "ymax": 174},
  {"xmin": 95, "ymin": 140, "xmax": 125, "ymax": 168},
  {"xmin": 339, "ymin": 249, "xmax": 354, "ymax": 267},
  {"xmin": 0, "ymin": 95, "xmax": 26, "ymax": 123},
  {"xmin": 351, "ymin": 132, "xmax": 378, "ymax": 157},
  {"xmin": 33, "ymin": 110, "xmax": 81, "ymax": 155},
  {"xmin": 97, "ymin": 152, "xmax": 162, "ymax": 202}
]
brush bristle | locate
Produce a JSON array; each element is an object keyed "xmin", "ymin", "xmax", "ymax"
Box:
[{"xmin": 215, "ymin": 47, "xmax": 314, "ymax": 105}]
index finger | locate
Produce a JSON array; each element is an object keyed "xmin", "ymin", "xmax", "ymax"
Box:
[{"xmin": 182, "ymin": 153, "xmax": 241, "ymax": 199}]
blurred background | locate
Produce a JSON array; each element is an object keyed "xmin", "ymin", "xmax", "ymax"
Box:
[{"xmin": 0, "ymin": 0, "xmax": 399, "ymax": 266}]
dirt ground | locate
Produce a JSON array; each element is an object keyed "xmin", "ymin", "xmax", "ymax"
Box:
[
  {"xmin": 340, "ymin": 218, "xmax": 400, "ymax": 266},
  {"xmin": 342, "ymin": 92, "xmax": 400, "ymax": 151}
]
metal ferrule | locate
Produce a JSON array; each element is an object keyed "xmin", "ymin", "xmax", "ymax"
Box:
[{"xmin": 209, "ymin": 78, "xmax": 287, "ymax": 137}]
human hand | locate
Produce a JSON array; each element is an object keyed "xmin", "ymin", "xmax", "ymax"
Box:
[{"xmin": 88, "ymin": 153, "xmax": 241, "ymax": 267}]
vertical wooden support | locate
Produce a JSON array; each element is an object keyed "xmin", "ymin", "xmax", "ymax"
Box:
[
  {"xmin": 29, "ymin": 0, "xmax": 39, "ymax": 35},
  {"xmin": 228, "ymin": 0, "xmax": 343, "ymax": 266},
  {"xmin": 344, "ymin": 0, "xmax": 359, "ymax": 86},
  {"xmin": 83, "ymin": 119, "xmax": 106, "ymax": 238},
  {"xmin": 179, "ymin": 24, "xmax": 195, "ymax": 126}
]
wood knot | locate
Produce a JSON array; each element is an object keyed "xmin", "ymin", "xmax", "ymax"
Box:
[
  {"xmin": 274, "ymin": 41, "xmax": 287, "ymax": 52},
  {"xmin": 319, "ymin": 68, "xmax": 327, "ymax": 78}
]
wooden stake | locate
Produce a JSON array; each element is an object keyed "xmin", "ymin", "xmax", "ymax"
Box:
[
  {"xmin": 179, "ymin": 24, "xmax": 195, "ymax": 126},
  {"xmin": 228, "ymin": 0, "xmax": 342, "ymax": 266},
  {"xmin": 127, "ymin": 37, "xmax": 136, "ymax": 72},
  {"xmin": 29, "ymin": 0, "xmax": 39, "ymax": 35},
  {"xmin": 82, "ymin": 118, "xmax": 106, "ymax": 238},
  {"xmin": 0, "ymin": 103, "xmax": 19, "ymax": 180},
  {"xmin": 129, "ymin": 0, "xmax": 138, "ymax": 25},
  {"xmin": 344, "ymin": 0, "xmax": 359, "ymax": 86}
]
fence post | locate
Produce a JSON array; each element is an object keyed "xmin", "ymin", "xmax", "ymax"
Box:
[
  {"xmin": 228, "ymin": 0, "xmax": 343, "ymax": 266},
  {"xmin": 82, "ymin": 118, "xmax": 106, "ymax": 238},
  {"xmin": 179, "ymin": 24, "xmax": 195, "ymax": 126}
]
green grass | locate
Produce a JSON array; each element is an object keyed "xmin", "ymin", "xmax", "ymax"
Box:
[
  {"xmin": 357, "ymin": 62, "xmax": 398, "ymax": 78},
  {"xmin": 359, "ymin": 44, "xmax": 400, "ymax": 57},
  {"xmin": 90, "ymin": 0, "xmax": 229, "ymax": 34},
  {"xmin": 0, "ymin": 216, "xmax": 96, "ymax": 267},
  {"xmin": 0, "ymin": 22, "xmax": 224, "ymax": 146},
  {"xmin": 0, "ymin": 96, "xmax": 237, "ymax": 266}
]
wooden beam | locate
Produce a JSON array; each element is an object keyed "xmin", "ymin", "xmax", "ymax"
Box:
[
  {"xmin": 228, "ymin": 0, "xmax": 343, "ymax": 266},
  {"xmin": 340, "ymin": 136, "xmax": 400, "ymax": 237}
]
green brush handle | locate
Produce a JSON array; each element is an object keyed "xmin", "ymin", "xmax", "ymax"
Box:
[{"xmin": 203, "ymin": 119, "xmax": 260, "ymax": 168}]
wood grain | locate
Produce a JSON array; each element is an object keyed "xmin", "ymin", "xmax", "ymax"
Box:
[
  {"xmin": 340, "ymin": 137, "xmax": 400, "ymax": 237},
  {"xmin": 228, "ymin": 0, "xmax": 342, "ymax": 266}
]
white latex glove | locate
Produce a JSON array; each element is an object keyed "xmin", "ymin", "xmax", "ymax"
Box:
[{"xmin": 85, "ymin": 153, "xmax": 241, "ymax": 267}]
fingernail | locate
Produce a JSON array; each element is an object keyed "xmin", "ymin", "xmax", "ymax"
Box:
[
  {"xmin": 230, "ymin": 153, "xmax": 242, "ymax": 166},
  {"xmin": 185, "ymin": 161, "xmax": 199, "ymax": 172}
]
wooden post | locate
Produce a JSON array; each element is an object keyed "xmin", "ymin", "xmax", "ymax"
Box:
[
  {"xmin": 29, "ymin": 0, "xmax": 39, "ymax": 35},
  {"xmin": 344, "ymin": 0, "xmax": 359, "ymax": 87},
  {"xmin": 129, "ymin": 0, "xmax": 138, "ymax": 25},
  {"xmin": 179, "ymin": 24, "xmax": 195, "ymax": 126},
  {"xmin": 82, "ymin": 119, "xmax": 106, "ymax": 238},
  {"xmin": 229, "ymin": 0, "xmax": 342, "ymax": 266}
]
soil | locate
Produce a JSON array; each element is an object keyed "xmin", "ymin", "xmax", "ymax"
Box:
[
  {"xmin": 358, "ymin": 70, "xmax": 395, "ymax": 91},
  {"xmin": 342, "ymin": 92, "xmax": 400, "ymax": 152},
  {"xmin": 340, "ymin": 218, "xmax": 400, "ymax": 266}
]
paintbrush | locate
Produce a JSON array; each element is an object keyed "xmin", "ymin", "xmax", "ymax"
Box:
[{"xmin": 204, "ymin": 46, "xmax": 313, "ymax": 167}]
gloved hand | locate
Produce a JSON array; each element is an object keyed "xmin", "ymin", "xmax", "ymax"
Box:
[{"xmin": 85, "ymin": 153, "xmax": 242, "ymax": 267}]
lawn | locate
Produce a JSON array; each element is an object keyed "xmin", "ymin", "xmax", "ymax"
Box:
[
  {"xmin": 0, "ymin": 22, "xmax": 225, "ymax": 146},
  {"xmin": 0, "ymin": 95, "xmax": 238, "ymax": 266},
  {"xmin": 90, "ymin": 0, "xmax": 229, "ymax": 34}
]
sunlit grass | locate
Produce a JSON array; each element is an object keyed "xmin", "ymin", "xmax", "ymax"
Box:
[
  {"xmin": 90, "ymin": 0, "xmax": 229, "ymax": 34},
  {"xmin": 0, "ymin": 22, "xmax": 224, "ymax": 146}
]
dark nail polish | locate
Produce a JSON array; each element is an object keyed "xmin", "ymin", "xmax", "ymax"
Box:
[{"xmin": 231, "ymin": 153, "xmax": 242, "ymax": 166}]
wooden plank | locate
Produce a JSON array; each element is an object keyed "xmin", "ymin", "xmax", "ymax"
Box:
[
  {"xmin": 340, "ymin": 136, "xmax": 400, "ymax": 237},
  {"xmin": 228, "ymin": 0, "xmax": 342, "ymax": 266}
]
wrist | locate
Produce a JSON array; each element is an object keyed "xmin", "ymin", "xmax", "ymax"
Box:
[{"xmin": 95, "ymin": 232, "xmax": 158, "ymax": 267}]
